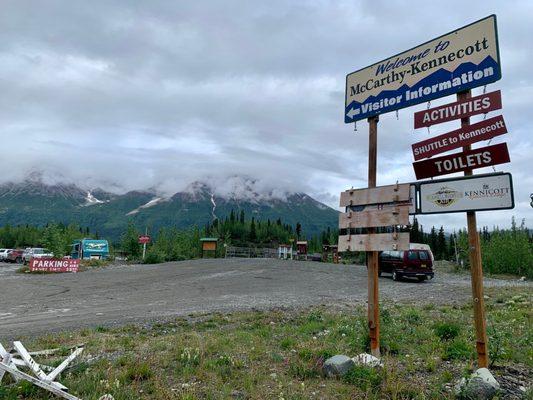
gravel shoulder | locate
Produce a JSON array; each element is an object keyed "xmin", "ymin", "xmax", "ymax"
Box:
[{"xmin": 0, "ymin": 259, "xmax": 529, "ymax": 341}]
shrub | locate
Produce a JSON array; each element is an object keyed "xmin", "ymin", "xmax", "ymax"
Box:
[
  {"xmin": 80, "ymin": 259, "xmax": 109, "ymax": 268},
  {"xmin": 121, "ymin": 361, "xmax": 153, "ymax": 382},
  {"xmin": 443, "ymin": 340, "xmax": 472, "ymax": 361},
  {"xmin": 144, "ymin": 248, "xmax": 166, "ymax": 264},
  {"xmin": 288, "ymin": 359, "xmax": 319, "ymax": 379},
  {"xmin": 434, "ymin": 322, "xmax": 460, "ymax": 341},
  {"xmin": 342, "ymin": 365, "xmax": 383, "ymax": 391}
]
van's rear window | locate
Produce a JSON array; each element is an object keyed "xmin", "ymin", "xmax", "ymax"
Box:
[
  {"xmin": 419, "ymin": 252, "xmax": 429, "ymax": 260},
  {"xmin": 407, "ymin": 251, "xmax": 418, "ymax": 260}
]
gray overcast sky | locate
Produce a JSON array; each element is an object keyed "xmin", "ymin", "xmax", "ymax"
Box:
[{"xmin": 0, "ymin": 0, "xmax": 531, "ymax": 230}]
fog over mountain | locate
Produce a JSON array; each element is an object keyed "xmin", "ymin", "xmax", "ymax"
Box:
[{"xmin": 1, "ymin": 1, "xmax": 531, "ymax": 231}]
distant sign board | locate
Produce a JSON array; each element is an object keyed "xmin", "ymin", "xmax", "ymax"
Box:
[
  {"xmin": 345, "ymin": 15, "xmax": 500, "ymax": 123},
  {"xmin": 412, "ymin": 115, "xmax": 507, "ymax": 160},
  {"xmin": 414, "ymin": 90, "xmax": 502, "ymax": 128},
  {"xmin": 138, "ymin": 235, "xmax": 151, "ymax": 244},
  {"xmin": 419, "ymin": 173, "xmax": 514, "ymax": 214},
  {"xmin": 413, "ymin": 143, "xmax": 510, "ymax": 179},
  {"xmin": 30, "ymin": 258, "xmax": 79, "ymax": 273}
]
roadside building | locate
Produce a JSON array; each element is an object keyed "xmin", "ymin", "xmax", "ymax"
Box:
[
  {"xmin": 200, "ymin": 238, "xmax": 218, "ymax": 258},
  {"xmin": 296, "ymin": 241, "xmax": 308, "ymax": 260},
  {"xmin": 278, "ymin": 244, "xmax": 293, "ymax": 260}
]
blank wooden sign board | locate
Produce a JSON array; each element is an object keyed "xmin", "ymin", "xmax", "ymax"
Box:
[
  {"xmin": 338, "ymin": 184, "xmax": 411, "ymax": 252},
  {"xmin": 338, "ymin": 232, "xmax": 409, "ymax": 252},
  {"xmin": 339, "ymin": 183, "xmax": 410, "ymax": 207},
  {"xmin": 338, "ymin": 206, "xmax": 409, "ymax": 230}
]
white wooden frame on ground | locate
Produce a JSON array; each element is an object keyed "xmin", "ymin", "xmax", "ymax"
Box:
[{"xmin": 0, "ymin": 340, "xmax": 83, "ymax": 400}]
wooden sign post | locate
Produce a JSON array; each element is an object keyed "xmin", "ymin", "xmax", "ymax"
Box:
[
  {"xmin": 458, "ymin": 90, "xmax": 489, "ymax": 368},
  {"xmin": 343, "ymin": 16, "xmax": 504, "ymax": 366},
  {"xmin": 367, "ymin": 116, "xmax": 380, "ymax": 357}
]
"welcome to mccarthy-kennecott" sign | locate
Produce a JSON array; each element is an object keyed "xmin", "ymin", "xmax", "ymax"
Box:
[{"xmin": 344, "ymin": 15, "xmax": 501, "ymax": 123}]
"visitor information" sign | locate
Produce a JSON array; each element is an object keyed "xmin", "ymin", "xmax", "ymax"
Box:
[{"xmin": 345, "ymin": 15, "xmax": 501, "ymax": 123}]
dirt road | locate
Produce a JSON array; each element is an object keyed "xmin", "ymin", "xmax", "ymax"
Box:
[{"xmin": 0, "ymin": 259, "xmax": 527, "ymax": 341}]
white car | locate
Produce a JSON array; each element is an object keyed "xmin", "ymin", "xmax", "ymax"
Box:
[
  {"xmin": 22, "ymin": 248, "xmax": 54, "ymax": 264},
  {"xmin": 0, "ymin": 249, "xmax": 12, "ymax": 261}
]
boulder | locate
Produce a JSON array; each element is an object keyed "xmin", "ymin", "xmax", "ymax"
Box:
[
  {"xmin": 322, "ymin": 355, "xmax": 355, "ymax": 378},
  {"xmin": 352, "ymin": 353, "xmax": 383, "ymax": 368},
  {"xmin": 455, "ymin": 368, "xmax": 500, "ymax": 399}
]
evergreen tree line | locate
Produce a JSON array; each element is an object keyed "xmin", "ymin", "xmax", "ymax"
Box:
[
  {"xmin": 0, "ymin": 215, "xmax": 529, "ymax": 278},
  {"xmin": 125, "ymin": 210, "xmax": 339, "ymax": 263},
  {"xmin": 0, "ymin": 224, "xmax": 97, "ymax": 258},
  {"xmin": 410, "ymin": 217, "xmax": 532, "ymax": 278}
]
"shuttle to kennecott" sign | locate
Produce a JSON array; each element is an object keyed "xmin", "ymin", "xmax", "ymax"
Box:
[
  {"xmin": 345, "ymin": 15, "xmax": 501, "ymax": 123},
  {"xmin": 411, "ymin": 115, "xmax": 507, "ymax": 161}
]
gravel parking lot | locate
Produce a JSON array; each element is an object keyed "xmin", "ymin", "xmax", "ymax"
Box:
[{"xmin": 0, "ymin": 259, "xmax": 529, "ymax": 341}]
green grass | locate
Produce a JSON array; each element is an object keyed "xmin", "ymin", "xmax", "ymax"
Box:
[{"xmin": 1, "ymin": 287, "xmax": 530, "ymax": 399}]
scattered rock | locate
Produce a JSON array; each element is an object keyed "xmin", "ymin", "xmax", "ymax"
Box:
[
  {"xmin": 455, "ymin": 368, "xmax": 500, "ymax": 399},
  {"xmin": 518, "ymin": 276, "xmax": 526, "ymax": 281},
  {"xmin": 322, "ymin": 355, "xmax": 355, "ymax": 378},
  {"xmin": 98, "ymin": 395, "xmax": 115, "ymax": 400},
  {"xmin": 231, "ymin": 389, "xmax": 246, "ymax": 399},
  {"xmin": 352, "ymin": 353, "xmax": 383, "ymax": 368}
]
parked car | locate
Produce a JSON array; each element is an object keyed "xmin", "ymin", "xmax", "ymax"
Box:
[
  {"xmin": 378, "ymin": 249, "xmax": 434, "ymax": 282},
  {"xmin": 409, "ymin": 243, "xmax": 435, "ymax": 262},
  {"xmin": 6, "ymin": 249, "xmax": 24, "ymax": 264},
  {"xmin": 0, "ymin": 248, "xmax": 12, "ymax": 261},
  {"xmin": 22, "ymin": 248, "xmax": 53, "ymax": 265}
]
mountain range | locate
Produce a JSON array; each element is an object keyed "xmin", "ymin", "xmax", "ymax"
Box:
[{"xmin": 0, "ymin": 177, "xmax": 339, "ymax": 240}]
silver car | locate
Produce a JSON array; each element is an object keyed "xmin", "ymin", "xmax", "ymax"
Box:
[
  {"xmin": 0, "ymin": 249, "xmax": 12, "ymax": 261},
  {"xmin": 22, "ymin": 248, "xmax": 53, "ymax": 264}
]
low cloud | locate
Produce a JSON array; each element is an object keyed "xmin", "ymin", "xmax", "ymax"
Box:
[{"xmin": 0, "ymin": 0, "xmax": 531, "ymax": 230}]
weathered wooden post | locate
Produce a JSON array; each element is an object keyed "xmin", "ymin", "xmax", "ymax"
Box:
[
  {"xmin": 367, "ymin": 116, "xmax": 380, "ymax": 357},
  {"xmin": 457, "ymin": 89, "xmax": 489, "ymax": 367}
]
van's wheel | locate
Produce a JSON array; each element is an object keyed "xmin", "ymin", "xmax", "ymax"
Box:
[
  {"xmin": 16, "ymin": 257, "xmax": 22, "ymax": 264},
  {"xmin": 417, "ymin": 276, "xmax": 426, "ymax": 282},
  {"xmin": 392, "ymin": 271, "xmax": 399, "ymax": 281}
]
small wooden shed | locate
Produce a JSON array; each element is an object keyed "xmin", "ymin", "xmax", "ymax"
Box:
[
  {"xmin": 296, "ymin": 241, "xmax": 308, "ymax": 256},
  {"xmin": 200, "ymin": 237, "xmax": 218, "ymax": 258}
]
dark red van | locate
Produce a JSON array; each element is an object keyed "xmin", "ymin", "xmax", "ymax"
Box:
[{"xmin": 378, "ymin": 249, "xmax": 434, "ymax": 282}]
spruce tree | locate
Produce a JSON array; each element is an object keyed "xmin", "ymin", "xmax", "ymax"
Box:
[
  {"xmin": 249, "ymin": 217, "xmax": 257, "ymax": 242},
  {"xmin": 437, "ymin": 226, "xmax": 446, "ymax": 260}
]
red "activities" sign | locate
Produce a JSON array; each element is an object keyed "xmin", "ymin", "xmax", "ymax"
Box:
[
  {"xmin": 414, "ymin": 90, "xmax": 502, "ymax": 129},
  {"xmin": 412, "ymin": 143, "xmax": 510, "ymax": 180},
  {"xmin": 30, "ymin": 258, "xmax": 80, "ymax": 273},
  {"xmin": 412, "ymin": 115, "xmax": 507, "ymax": 161}
]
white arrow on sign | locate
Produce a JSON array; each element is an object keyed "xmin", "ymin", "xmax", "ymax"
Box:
[{"xmin": 346, "ymin": 108, "xmax": 359, "ymax": 119}]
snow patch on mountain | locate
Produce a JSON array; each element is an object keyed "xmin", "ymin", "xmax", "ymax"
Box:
[
  {"xmin": 84, "ymin": 191, "xmax": 105, "ymax": 206},
  {"xmin": 126, "ymin": 197, "xmax": 166, "ymax": 215}
]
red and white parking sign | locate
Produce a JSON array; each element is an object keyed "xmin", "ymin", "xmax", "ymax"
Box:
[{"xmin": 29, "ymin": 258, "xmax": 80, "ymax": 273}]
